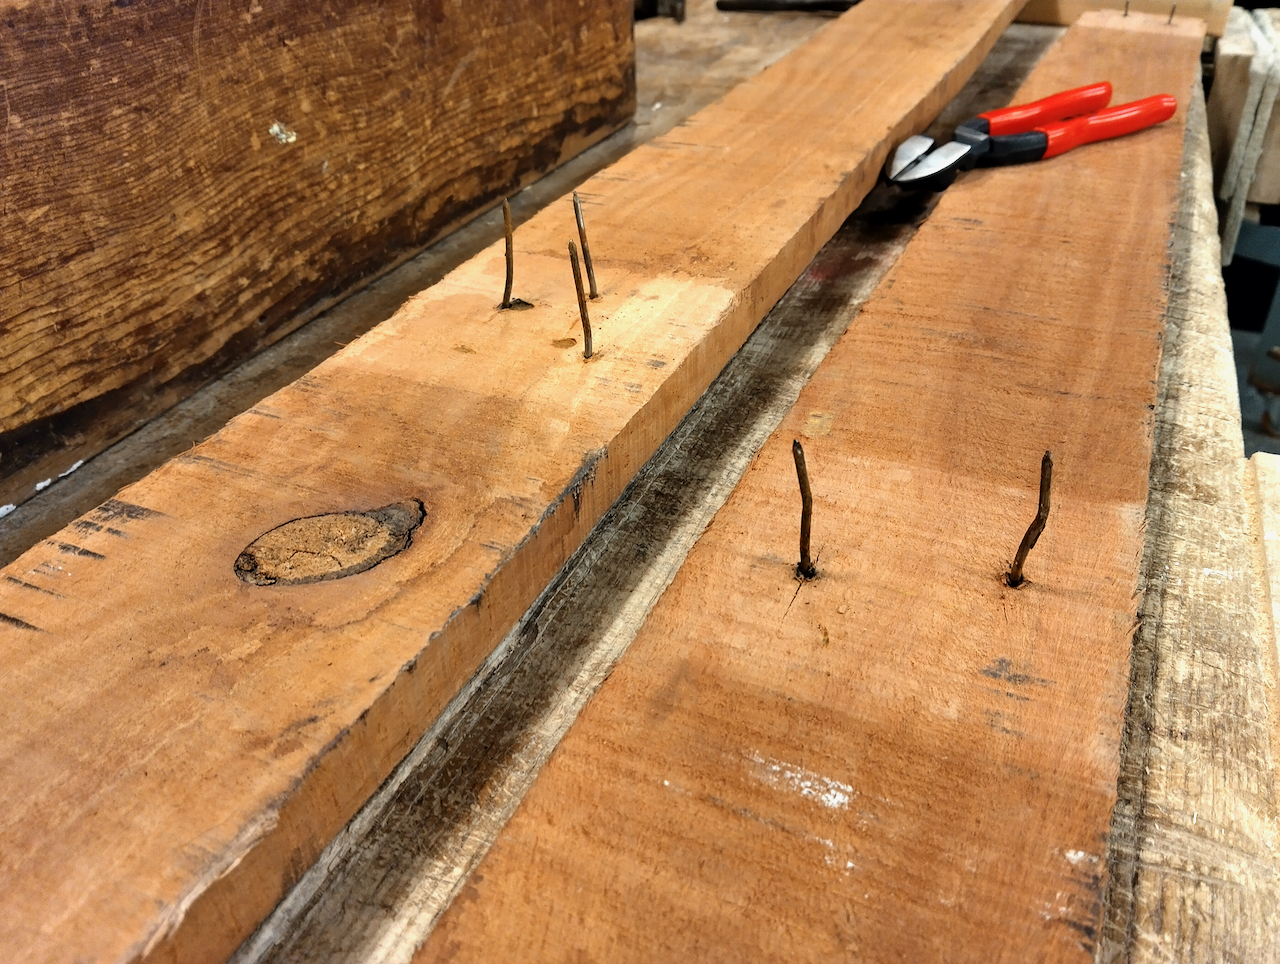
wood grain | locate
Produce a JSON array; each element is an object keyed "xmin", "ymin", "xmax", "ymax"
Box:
[
  {"xmin": 0, "ymin": 0, "xmax": 635, "ymax": 512},
  {"xmin": 415, "ymin": 12, "xmax": 1204, "ymax": 962},
  {"xmin": 0, "ymin": 2, "xmax": 1024, "ymax": 962}
]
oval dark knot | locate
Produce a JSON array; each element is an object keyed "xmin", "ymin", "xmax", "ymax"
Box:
[{"xmin": 234, "ymin": 500, "xmax": 425, "ymax": 587}]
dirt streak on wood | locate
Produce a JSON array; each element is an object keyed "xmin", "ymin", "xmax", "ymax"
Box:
[
  {"xmin": 414, "ymin": 13, "xmax": 1204, "ymax": 962},
  {"xmin": 1098, "ymin": 77, "xmax": 1280, "ymax": 964},
  {"xmin": 0, "ymin": 3, "xmax": 1024, "ymax": 962},
  {"xmin": 0, "ymin": 0, "xmax": 636, "ymax": 512}
]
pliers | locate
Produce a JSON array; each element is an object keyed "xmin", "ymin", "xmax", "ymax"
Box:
[{"xmin": 885, "ymin": 82, "xmax": 1178, "ymax": 193}]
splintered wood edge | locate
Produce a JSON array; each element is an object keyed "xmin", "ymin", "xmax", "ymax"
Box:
[{"xmin": 1099, "ymin": 77, "xmax": 1280, "ymax": 962}]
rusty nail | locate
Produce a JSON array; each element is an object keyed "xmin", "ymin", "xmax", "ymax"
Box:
[
  {"xmin": 1007, "ymin": 450, "xmax": 1052, "ymax": 588},
  {"xmin": 793, "ymin": 440, "xmax": 817, "ymax": 580},
  {"xmin": 501, "ymin": 199, "xmax": 515, "ymax": 309},
  {"xmin": 573, "ymin": 193, "xmax": 600, "ymax": 300},
  {"xmin": 569, "ymin": 241, "xmax": 593, "ymax": 359}
]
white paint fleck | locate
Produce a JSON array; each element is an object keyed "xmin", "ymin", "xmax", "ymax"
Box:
[
  {"xmin": 321, "ymin": 159, "xmax": 329, "ymax": 176},
  {"xmin": 0, "ymin": 504, "xmax": 14, "ymax": 519},
  {"xmin": 1201, "ymin": 567, "xmax": 1236, "ymax": 580},
  {"xmin": 652, "ymin": 101, "xmax": 663, "ymax": 111},
  {"xmin": 744, "ymin": 750, "xmax": 853, "ymax": 810},
  {"xmin": 268, "ymin": 121, "xmax": 297, "ymax": 145},
  {"xmin": 34, "ymin": 478, "xmax": 52, "ymax": 492},
  {"xmin": 57, "ymin": 460, "xmax": 84, "ymax": 478},
  {"xmin": 441, "ymin": 52, "xmax": 477, "ymax": 100},
  {"xmin": 1063, "ymin": 849, "xmax": 1096, "ymax": 866}
]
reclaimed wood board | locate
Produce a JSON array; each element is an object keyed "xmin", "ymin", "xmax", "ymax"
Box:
[
  {"xmin": 1247, "ymin": 9, "xmax": 1280, "ymax": 204},
  {"xmin": 1207, "ymin": 6, "xmax": 1258, "ymax": 191},
  {"xmin": 1101, "ymin": 76, "xmax": 1280, "ymax": 964},
  {"xmin": 415, "ymin": 12, "xmax": 1205, "ymax": 963},
  {"xmin": 1018, "ymin": 0, "xmax": 1230, "ymax": 36},
  {"xmin": 0, "ymin": 1, "xmax": 1026, "ymax": 962},
  {"xmin": 0, "ymin": 0, "xmax": 636, "ymax": 514}
]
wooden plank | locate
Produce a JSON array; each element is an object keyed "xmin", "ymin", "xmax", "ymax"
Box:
[
  {"xmin": 0, "ymin": 2, "xmax": 1025, "ymax": 962},
  {"xmin": 0, "ymin": 0, "xmax": 636, "ymax": 515},
  {"xmin": 414, "ymin": 12, "xmax": 1204, "ymax": 962},
  {"xmin": 1207, "ymin": 5, "xmax": 1257, "ymax": 190},
  {"xmin": 1100, "ymin": 81, "xmax": 1280, "ymax": 961},
  {"xmin": 1248, "ymin": 9, "xmax": 1280, "ymax": 203},
  {"xmin": 1018, "ymin": 0, "xmax": 1230, "ymax": 36},
  {"xmin": 1214, "ymin": 9, "xmax": 1280, "ymax": 259}
]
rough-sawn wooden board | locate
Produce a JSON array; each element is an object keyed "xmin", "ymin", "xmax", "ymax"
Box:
[
  {"xmin": 0, "ymin": 0, "xmax": 636, "ymax": 513},
  {"xmin": 415, "ymin": 12, "xmax": 1206, "ymax": 962},
  {"xmin": 0, "ymin": 1, "xmax": 1024, "ymax": 962}
]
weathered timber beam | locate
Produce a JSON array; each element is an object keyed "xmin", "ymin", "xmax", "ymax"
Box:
[
  {"xmin": 0, "ymin": 1, "xmax": 1023, "ymax": 962},
  {"xmin": 0, "ymin": 0, "xmax": 636, "ymax": 513},
  {"xmin": 413, "ymin": 12, "xmax": 1206, "ymax": 962}
]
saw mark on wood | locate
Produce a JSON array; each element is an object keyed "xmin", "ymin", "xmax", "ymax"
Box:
[
  {"xmin": 0, "ymin": 612, "xmax": 42, "ymax": 632},
  {"xmin": 51, "ymin": 543, "xmax": 105, "ymax": 560},
  {"xmin": 2, "ymin": 576, "xmax": 62, "ymax": 598},
  {"xmin": 93, "ymin": 499, "xmax": 163, "ymax": 523}
]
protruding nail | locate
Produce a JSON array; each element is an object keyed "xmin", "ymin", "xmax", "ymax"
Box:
[
  {"xmin": 573, "ymin": 193, "xmax": 600, "ymax": 300},
  {"xmin": 1168, "ymin": 3, "xmax": 1176, "ymax": 23},
  {"xmin": 569, "ymin": 241, "xmax": 593, "ymax": 359},
  {"xmin": 792, "ymin": 440, "xmax": 817, "ymax": 580},
  {"xmin": 1123, "ymin": 0, "xmax": 1129, "ymax": 14},
  {"xmin": 501, "ymin": 199, "xmax": 514, "ymax": 310},
  {"xmin": 1007, "ymin": 450, "xmax": 1052, "ymax": 588}
]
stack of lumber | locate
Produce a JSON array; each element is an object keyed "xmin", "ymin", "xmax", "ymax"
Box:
[
  {"xmin": 414, "ymin": 11, "xmax": 1207, "ymax": 961},
  {"xmin": 0, "ymin": 0, "xmax": 635, "ymax": 516},
  {"xmin": 1208, "ymin": 6, "xmax": 1280, "ymax": 260},
  {"xmin": 0, "ymin": 1, "xmax": 1027, "ymax": 961}
]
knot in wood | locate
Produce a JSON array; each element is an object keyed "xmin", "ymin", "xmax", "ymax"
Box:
[{"xmin": 234, "ymin": 500, "xmax": 425, "ymax": 587}]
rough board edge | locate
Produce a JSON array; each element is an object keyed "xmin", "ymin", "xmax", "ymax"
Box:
[{"xmin": 1099, "ymin": 75, "xmax": 1280, "ymax": 964}]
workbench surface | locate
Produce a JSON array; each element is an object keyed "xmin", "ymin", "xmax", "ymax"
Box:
[{"xmin": 4, "ymin": 3, "xmax": 1275, "ymax": 961}]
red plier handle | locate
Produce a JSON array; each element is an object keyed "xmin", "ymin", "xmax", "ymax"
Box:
[
  {"xmin": 970, "ymin": 82, "xmax": 1113, "ymax": 136},
  {"xmin": 1039, "ymin": 93, "xmax": 1178, "ymax": 158}
]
